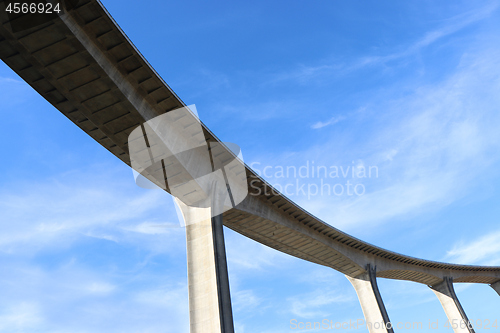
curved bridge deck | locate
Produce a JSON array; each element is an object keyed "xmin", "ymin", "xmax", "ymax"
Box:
[{"xmin": 1, "ymin": 0, "xmax": 499, "ymax": 286}]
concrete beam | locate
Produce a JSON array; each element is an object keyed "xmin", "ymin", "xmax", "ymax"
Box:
[
  {"xmin": 491, "ymin": 281, "xmax": 500, "ymax": 296},
  {"xmin": 176, "ymin": 199, "xmax": 234, "ymax": 333},
  {"xmin": 430, "ymin": 277, "xmax": 475, "ymax": 333},
  {"xmin": 346, "ymin": 265, "xmax": 394, "ymax": 333}
]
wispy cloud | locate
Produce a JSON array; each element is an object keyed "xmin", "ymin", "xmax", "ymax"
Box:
[
  {"xmin": 0, "ymin": 165, "xmax": 184, "ymax": 255},
  {"xmin": 352, "ymin": 3, "xmax": 499, "ymax": 70},
  {"xmin": 225, "ymin": 229, "xmax": 293, "ymax": 271},
  {"xmin": 287, "ymin": 288, "xmax": 352, "ymax": 318},
  {"xmin": 232, "ymin": 289, "xmax": 263, "ymax": 312},
  {"xmin": 269, "ymin": 3, "xmax": 499, "ymax": 85},
  {"xmin": 0, "ymin": 74, "xmax": 34, "ymax": 108},
  {"xmin": 0, "ymin": 76, "xmax": 24, "ymax": 84},
  {"xmin": 445, "ymin": 229, "xmax": 500, "ymax": 265},
  {"xmin": 326, "ymin": 47, "xmax": 500, "ymax": 228},
  {"xmin": 86, "ymin": 282, "xmax": 117, "ymax": 295},
  {"xmin": 253, "ymin": 34, "xmax": 500, "ymax": 233},
  {"xmin": 0, "ymin": 302, "xmax": 43, "ymax": 332},
  {"xmin": 0, "ymin": 165, "xmax": 190, "ymax": 332},
  {"xmin": 0, "ymin": 259, "xmax": 189, "ymax": 333},
  {"xmin": 123, "ymin": 221, "xmax": 182, "ymax": 234},
  {"xmin": 311, "ymin": 116, "xmax": 345, "ymax": 129}
]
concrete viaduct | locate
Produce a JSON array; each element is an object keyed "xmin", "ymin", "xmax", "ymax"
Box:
[{"xmin": 1, "ymin": 1, "xmax": 499, "ymax": 332}]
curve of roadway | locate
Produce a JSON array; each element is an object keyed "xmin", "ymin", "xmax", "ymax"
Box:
[{"xmin": 1, "ymin": 0, "xmax": 499, "ymax": 287}]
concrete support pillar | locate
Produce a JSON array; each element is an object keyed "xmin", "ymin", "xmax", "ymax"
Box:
[
  {"xmin": 429, "ymin": 277, "xmax": 475, "ymax": 333},
  {"xmin": 176, "ymin": 199, "xmax": 234, "ymax": 333},
  {"xmin": 346, "ymin": 265, "xmax": 394, "ymax": 333},
  {"xmin": 491, "ymin": 281, "xmax": 500, "ymax": 296}
]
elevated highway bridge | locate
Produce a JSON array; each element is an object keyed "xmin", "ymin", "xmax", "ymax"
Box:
[{"xmin": 1, "ymin": 1, "xmax": 499, "ymax": 332}]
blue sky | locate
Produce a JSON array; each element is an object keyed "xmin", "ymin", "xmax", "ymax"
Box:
[{"xmin": 1, "ymin": 0, "xmax": 500, "ymax": 332}]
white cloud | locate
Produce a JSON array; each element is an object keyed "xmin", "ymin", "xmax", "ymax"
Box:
[
  {"xmin": 272, "ymin": 40, "xmax": 500, "ymax": 231},
  {"xmin": 225, "ymin": 229, "xmax": 293, "ymax": 272},
  {"xmin": 0, "ymin": 165, "xmax": 181, "ymax": 254},
  {"xmin": 0, "ymin": 76, "xmax": 23, "ymax": 84},
  {"xmin": 0, "ymin": 302, "xmax": 44, "ymax": 332},
  {"xmin": 269, "ymin": 3, "xmax": 499, "ymax": 85},
  {"xmin": 445, "ymin": 230, "xmax": 500, "ymax": 265},
  {"xmin": 287, "ymin": 288, "xmax": 352, "ymax": 318},
  {"xmin": 232, "ymin": 289, "xmax": 263, "ymax": 312},
  {"xmin": 295, "ymin": 267, "xmax": 343, "ymax": 285},
  {"xmin": 0, "ymin": 73, "xmax": 34, "ymax": 108},
  {"xmin": 86, "ymin": 282, "xmax": 116, "ymax": 295},
  {"xmin": 311, "ymin": 116, "xmax": 345, "ymax": 129},
  {"xmin": 353, "ymin": 3, "xmax": 498, "ymax": 69},
  {"xmin": 134, "ymin": 284, "xmax": 188, "ymax": 308},
  {"xmin": 0, "ymin": 248, "xmax": 189, "ymax": 333},
  {"xmin": 123, "ymin": 221, "xmax": 182, "ymax": 234}
]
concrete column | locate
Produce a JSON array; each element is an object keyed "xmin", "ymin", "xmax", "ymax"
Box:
[
  {"xmin": 346, "ymin": 265, "xmax": 394, "ymax": 333},
  {"xmin": 429, "ymin": 277, "xmax": 475, "ymax": 333},
  {"xmin": 211, "ymin": 212, "xmax": 234, "ymax": 332},
  {"xmin": 491, "ymin": 281, "xmax": 500, "ymax": 296},
  {"xmin": 176, "ymin": 199, "xmax": 234, "ymax": 333}
]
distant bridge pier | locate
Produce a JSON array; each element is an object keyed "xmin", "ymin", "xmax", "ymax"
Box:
[
  {"xmin": 176, "ymin": 196, "xmax": 234, "ymax": 333},
  {"xmin": 346, "ymin": 265, "xmax": 394, "ymax": 333},
  {"xmin": 491, "ymin": 281, "xmax": 500, "ymax": 296},
  {"xmin": 429, "ymin": 277, "xmax": 475, "ymax": 333}
]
